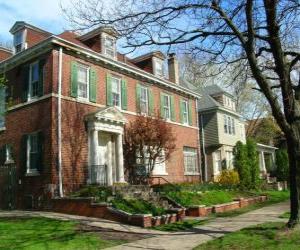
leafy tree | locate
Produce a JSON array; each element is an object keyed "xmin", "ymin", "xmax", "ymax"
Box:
[
  {"xmin": 123, "ymin": 113, "xmax": 176, "ymax": 184},
  {"xmin": 246, "ymin": 138, "xmax": 260, "ymax": 189},
  {"xmin": 276, "ymin": 149, "xmax": 289, "ymax": 182},
  {"xmin": 233, "ymin": 141, "xmax": 251, "ymax": 189},
  {"xmin": 64, "ymin": 0, "xmax": 300, "ymax": 227}
]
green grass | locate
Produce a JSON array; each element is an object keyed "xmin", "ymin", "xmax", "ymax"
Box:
[
  {"xmin": 279, "ymin": 212, "xmax": 290, "ymax": 219},
  {"xmin": 216, "ymin": 190, "xmax": 290, "ymax": 218},
  {"xmin": 0, "ymin": 217, "xmax": 126, "ymax": 250},
  {"xmin": 152, "ymin": 219, "xmax": 210, "ymax": 232},
  {"xmin": 111, "ymin": 197, "xmax": 166, "ymax": 216},
  {"xmin": 194, "ymin": 222, "xmax": 300, "ymax": 250}
]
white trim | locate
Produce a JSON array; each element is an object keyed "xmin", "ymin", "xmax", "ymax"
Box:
[{"xmin": 7, "ymin": 93, "xmax": 199, "ymax": 130}]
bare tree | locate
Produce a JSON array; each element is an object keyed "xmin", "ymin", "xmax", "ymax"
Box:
[{"xmin": 63, "ymin": 0, "xmax": 300, "ymax": 227}]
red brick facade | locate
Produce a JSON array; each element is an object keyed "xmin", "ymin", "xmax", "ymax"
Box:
[{"xmin": 0, "ymin": 22, "xmax": 201, "ymax": 208}]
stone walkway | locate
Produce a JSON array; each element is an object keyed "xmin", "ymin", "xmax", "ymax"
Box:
[
  {"xmin": 0, "ymin": 202, "xmax": 289, "ymax": 250},
  {"xmin": 106, "ymin": 201, "xmax": 289, "ymax": 250}
]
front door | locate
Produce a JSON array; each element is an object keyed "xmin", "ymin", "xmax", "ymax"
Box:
[{"xmin": 98, "ymin": 132, "xmax": 110, "ymax": 166}]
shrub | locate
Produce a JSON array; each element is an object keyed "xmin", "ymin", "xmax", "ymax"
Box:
[
  {"xmin": 275, "ymin": 149, "xmax": 289, "ymax": 181},
  {"xmin": 111, "ymin": 197, "xmax": 166, "ymax": 216},
  {"xmin": 70, "ymin": 185, "xmax": 113, "ymax": 202},
  {"xmin": 233, "ymin": 141, "xmax": 251, "ymax": 189},
  {"xmin": 216, "ymin": 169, "xmax": 240, "ymax": 186},
  {"xmin": 246, "ymin": 138, "xmax": 260, "ymax": 189}
]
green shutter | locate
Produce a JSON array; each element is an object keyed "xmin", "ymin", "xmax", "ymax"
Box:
[
  {"xmin": 121, "ymin": 79, "xmax": 128, "ymax": 110},
  {"xmin": 38, "ymin": 59, "xmax": 46, "ymax": 97},
  {"xmin": 22, "ymin": 65, "xmax": 29, "ymax": 102},
  {"xmin": 89, "ymin": 68, "xmax": 97, "ymax": 103},
  {"xmin": 170, "ymin": 95, "xmax": 175, "ymax": 121},
  {"xmin": 160, "ymin": 93, "xmax": 164, "ymax": 118},
  {"xmin": 188, "ymin": 100, "xmax": 193, "ymax": 125},
  {"xmin": 136, "ymin": 83, "xmax": 141, "ymax": 112},
  {"xmin": 0, "ymin": 86, "xmax": 6, "ymax": 127},
  {"xmin": 37, "ymin": 131, "xmax": 44, "ymax": 173},
  {"xmin": 180, "ymin": 99, "xmax": 184, "ymax": 123},
  {"xmin": 148, "ymin": 88, "xmax": 154, "ymax": 115},
  {"xmin": 70, "ymin": 61, "xmax": 78, "ymax": 98},
  {"xmin": 20, "ymin": 134, "xmax": 28, "ymax": 175},
  {"xmin": 106, "ymin": 73, "xmax": 112, "ymax": 106}
]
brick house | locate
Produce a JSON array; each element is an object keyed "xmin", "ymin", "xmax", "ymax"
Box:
[{"xmin": 0, "ymin": 21, "xmax": 201, "ymax": 208}]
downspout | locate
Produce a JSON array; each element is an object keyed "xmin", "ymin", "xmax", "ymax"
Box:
[
  {"xmin": 195, "ymin": 99, "xmax": 203, "ymax": 182},
  {"xmin": 200, "ymin": 114, "xmax": 208, "ymax": 182},
  {"xmin": 58, "ymin": 47, "xmax": 63, "ymax": 197}
]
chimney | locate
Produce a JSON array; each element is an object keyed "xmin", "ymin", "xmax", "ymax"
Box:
[{"xmin": 168, "ymin": 53, "xmax": 179, "ymax": 84}]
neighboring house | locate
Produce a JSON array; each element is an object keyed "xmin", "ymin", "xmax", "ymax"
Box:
[
  {"xmin": 0, "ymin": 21, "xmax": 201, "ymax": 208},
  {"xmin": 196, "ymin": 85, "xmax": 246, "ymax": 181}
]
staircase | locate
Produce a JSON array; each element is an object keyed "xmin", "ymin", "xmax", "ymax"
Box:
[{"xmin": 112, "ymin": 185, "xmax": 179, "ymax": 210}]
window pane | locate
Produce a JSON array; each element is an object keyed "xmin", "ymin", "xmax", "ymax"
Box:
[
  {"xmin": 29, "ymin": 134, "xmax": 38, "ymax": 171},
  {"xmin": 31, "ymin": 63, "xmax": 39, "ymax": 82},
  {"xmin": 140, "ymin": 87, "xmax": 148, "ymax": 113},
  {"xmin": 77, "ymin": 65, "xmax": 88, "ymax": 99},
  {"xmin": 183, "ymin": 147, "xmax": 198, "ymax": 173},
  {"xmin": 14, "ymin": 31, "xmax": 23, "ymax": 45}
]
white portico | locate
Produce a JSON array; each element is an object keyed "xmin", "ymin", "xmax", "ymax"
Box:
[{"xmin": 85, "ymin": 107, "xmax": 127, "ymax": 186}]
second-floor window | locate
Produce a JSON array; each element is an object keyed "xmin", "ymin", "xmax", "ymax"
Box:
[
  {"xmin": 77, "ymin": 64, "xmax": 89, "ymax": 99},
  {"xmin": 140, "ymin": 86, "xmax": 149, "ymax": 114},
  {"xmin": 111, "ymin": 76, "xmax": 121, "ymax": 108},
  {"xmin": 224, "ymin": 115, "xmax": 235, "ymax": 135},
  {"xmin": 182, "ymin": 100, "xmax": 189, "ymax": 124},
  {"xmin": 29, "ymin": 62, "xmax": 39, "ymax": 99},
  {"xmin": 162, "ymin": 94, "xmax": 171, "ymax": 120}
]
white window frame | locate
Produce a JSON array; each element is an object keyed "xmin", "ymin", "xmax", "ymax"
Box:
[
  {"xmin": 140, "ymin": 86, "xmax": 149, "ymax": 115},
  {"xmin": 77, "ymin": 63, "xmax": 90, "ymax": 100},
  {"xmin": 163, "ymin": 94, "xmax": 171, "ymax": 120},
  {"xmin": 182, "ymin": 100, "xmax": 189, "ymax": 125},
  {"xmin": 153, "ymin": 57, "xmax": 164, "ymax": 77},
  {"xmin": 111, "ymin": 76, "xmax": 122, "ymax": 108},
  {"xmin": 102, "ymin": 33, "xmax": 116, "ymax": 59},
  {"xmin": 13, "ymin": 29, "xmax": 27, "ymax": 53},
  {"xmin": 26, "ymin": 133, "xmax": 39, "ymax": 175},
  {"xmin": 183, "ymin": 147, "xmax": 199, "ymax": 175},
  {"xmin": 226, "ymin": 151, "xmax": 233, "ymax": 169},
  {"xmin": 224, "ymin": 115, "xmax": 235, "ymax": 135},
  {"xmin": 28, "ymin": 61, "xmax": 39, "ymax": 100},
  {"xmin": 214, "ymin": 150, "xmax": 222, "ymax": 174}
]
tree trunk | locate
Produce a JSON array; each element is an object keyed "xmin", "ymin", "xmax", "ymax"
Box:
[{"xmin": 286, "ymin": 132, "xmax": 300, "ymax": 228}]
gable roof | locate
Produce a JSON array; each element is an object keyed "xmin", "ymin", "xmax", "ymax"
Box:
[{"xmin": 9, "ymin": 21, "xmax": 52, "ymax": 35}]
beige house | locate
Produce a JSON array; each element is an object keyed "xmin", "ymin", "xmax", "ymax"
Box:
[{"xmin": 197, "ymin": 85, "xmax": 246, "ymax": 181}]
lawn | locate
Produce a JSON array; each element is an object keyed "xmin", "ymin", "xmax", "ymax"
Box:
[
  {"xmin": 0, "ymin": 217, "xmax": 126, "ymax": 250},
  {"xmin": 194, "ymin": 222, "xmax": 300, "ymax": 250}
]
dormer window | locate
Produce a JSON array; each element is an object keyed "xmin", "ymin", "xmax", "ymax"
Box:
[
  {"xmin": 13, "ymin": 30, "xmax": 26, "ymax": 53},
  {"xmin": 102, "ymin": 33, "xmax": 116, "ymax": 59},
  {"xmin": 153, "ymin": 58, "xmax": 164, "ymax": 77}
]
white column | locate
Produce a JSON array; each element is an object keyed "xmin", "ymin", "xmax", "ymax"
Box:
[
  {"xmin": 107, "ymin": 138, "xmax": 113, "ymax": 186},
  {"xmin": 89, "ymin": 129, "xmax": 99, "ymax": 184},
  {"xmin": 116, "ymin": 133, "xmax": 126, "ymax": 183},
  {"xmin": 260, "ymin": 151, "xmax": 267, "ymax": 173}
]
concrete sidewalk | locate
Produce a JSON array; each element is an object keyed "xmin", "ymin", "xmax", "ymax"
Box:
[{"xmin": 106, "ymin": 201, "xmax": 289, "ymax": 250}]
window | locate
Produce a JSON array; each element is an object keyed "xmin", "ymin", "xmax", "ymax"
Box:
[
  {"xmin": 77, "ymin": 64, "xmax": 89, "ymax": 99},
  {"xmin": 226, "ymin": 151, "xmax": 233, "ymax": 169},
  {"xmin": 163, "ymin": 94, "xmax": 171, "ymax": 120},
  {"xmin": 111, "ymin": 76, "xmax": 121, "ymax": 107},
  {"xmin": 5, "ymin": 145, "xmax": 13, "ymax": 163},
  {"xmin": 224, "ymin": 115, "xmax": 235, "ymax": 135},
  {"xmin": 136, "ymin": 147, "xmax": 167, "ymax": 175},
  {"xmin": 154, "ymin": 58, "xmax": 164, "ymax": 77},
  {"xmin": 214, "ymin": 150, "xmax": 222, "ymax": 173},
  {"xmin": 103, "ymin": 34, "xmax": 116, "ymax": 59},
  {"xmin": 29, "ymin": 62, "xmax": 39, "ymax": 99},
  {"xmin": 182, "ymin": 100, "xmax": 189, "ymax": 124},
  {"xmin": 140, "ymin": 86, "xmax": 149, "ymax": 114},
  {"xmin": 183, "ymin": 147, "xmax": 199, "ymax": 174},
  {"xmin": 14, "ymin": 30, "xmax": 26, "ymax": 53},
  {"xmin": 27, "ymin": 133, "xmax": 38, "ymax": 173}
]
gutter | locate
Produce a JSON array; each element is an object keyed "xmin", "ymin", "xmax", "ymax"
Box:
[
  {"xmin": 0, "ymin": 35, "xmax": 201, "ymax": 99},
  {"xmin": 200, "ymin": 114, "xmax": 208, "ymax": 182},
  {"xmin": 57, "ymin": 47, "xmax": 63, "ymax": 197}
]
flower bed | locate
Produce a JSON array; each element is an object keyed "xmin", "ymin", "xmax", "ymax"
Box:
[
  {"xmin": 186, "ymin": 195, "xmax": 267, "ymax": 217},
  {"xmin": 51, "ymin": 197, "xmax": 185, "ymax": 228}
]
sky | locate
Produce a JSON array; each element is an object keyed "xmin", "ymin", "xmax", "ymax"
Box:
[{"xmin": 0, "ymin": 0, "xmax": 71, "ymax": 44}]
